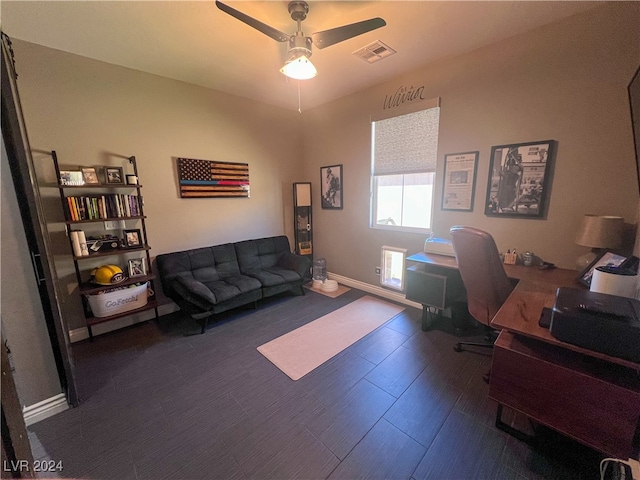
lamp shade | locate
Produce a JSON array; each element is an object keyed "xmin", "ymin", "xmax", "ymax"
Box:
[
  {"xmin": 575, "ymin": 214, "xmax": 624, "ymax": 248},
  {"xmin": 280, "ymin": 55, "xmax": 317, "ymax": 80}
]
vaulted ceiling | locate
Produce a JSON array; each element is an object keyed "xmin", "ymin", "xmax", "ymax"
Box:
[{"xmin": 2, "ymin": 1, "xmax": 600, "ymax": 111}]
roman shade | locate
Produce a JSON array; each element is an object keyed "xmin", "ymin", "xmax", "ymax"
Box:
[{"xmin": 372, "ymin": 99, "xmax": 440, "ymax": 176}]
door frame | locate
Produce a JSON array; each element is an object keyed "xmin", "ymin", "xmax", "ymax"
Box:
[{"xmin": 1, "ymin": 33, "xmax": 78, "ymax": 407}]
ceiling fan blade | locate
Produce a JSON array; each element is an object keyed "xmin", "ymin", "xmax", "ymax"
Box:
[
  {"xmin": 215, "ymin": 1, "xmax": 290, "ymax": 43},
  {"xmin": 312, "ymin": 18, "xmax": 386, "ymax": 50}
]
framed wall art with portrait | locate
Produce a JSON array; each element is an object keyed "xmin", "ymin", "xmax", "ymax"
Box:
[
  {"xmin": 485, "ymin": 140, "xmax": 555, "ymax": 218},
  {"xmin": 320, "ymin": 164, "xmax": 343, "ymax": 210}
]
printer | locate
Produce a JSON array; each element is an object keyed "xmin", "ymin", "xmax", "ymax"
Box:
[
  {"xmin": 549, "ymin": 287, "xmax": 640, "ymax": 363},
  {"xmin": 424, "ymin": 236, "xmax": 455, "ymax": 257}
]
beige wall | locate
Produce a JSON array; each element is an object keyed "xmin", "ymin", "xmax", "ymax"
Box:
[
  {"xmin": 8, "ymin": 2, "xmax": 640, "ymax": 334},
  {"xmin": 12, "ymin": 39, "xmax": 304, "ymax": 330},
  {"xmin": 303, "ymin": 2, "xmax": 640, "ymax": 285}
]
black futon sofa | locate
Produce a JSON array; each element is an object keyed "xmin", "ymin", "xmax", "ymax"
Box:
[{"xmin": 156, "ymin": 235, "xmax": 312, "ymax": 333}]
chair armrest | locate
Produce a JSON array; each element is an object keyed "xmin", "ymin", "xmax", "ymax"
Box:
[
  {"xmin": 170, "ymin": 276, "xmax": 217, "ymax": 311},
  {"xmin": 278, "ymin": 252, "xmax": 312, "ymax": 279}
]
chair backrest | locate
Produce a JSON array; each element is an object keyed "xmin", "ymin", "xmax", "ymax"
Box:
[{"xmin": 450, "ymin": 226, "xmax": 515, "ymax": 327}]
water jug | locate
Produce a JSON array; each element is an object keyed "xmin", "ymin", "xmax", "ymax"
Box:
[{"xmin": 313, "ymin": 258, "xmax": 327, "ymax": 281}]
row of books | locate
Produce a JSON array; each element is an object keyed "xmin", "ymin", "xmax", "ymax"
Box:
[{"xmin": 66, "ymin": 194, "xmax": 142, "ymax": 221}]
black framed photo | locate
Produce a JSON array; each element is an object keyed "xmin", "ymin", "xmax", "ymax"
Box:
[
  {"xmin": 442, "ymin": 151, "xmax": 478, "ymax": 211},
  {"xmin": 105, "ymin": 166, "xmax": 124, "ymax": 184},
  {"xmin": 577, "ymin": 250, "xmax": 627, "ymax": 287},
  {"xmin": 321, "ymin": 164, "xmax": 343, "ymax": 209},
  {"xmin": 485, "ymin": 140, "xmax": 554, "ymax": 218},
  {"xmin": 123, "ymin": 229, "xmax": 142, "ymax": 248},
  {"xmin": 128, "ymin": 257, "xmax": 147, "ymax": 277}
]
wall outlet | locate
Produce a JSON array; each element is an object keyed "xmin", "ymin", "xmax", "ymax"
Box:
[{"xmin": 375, "ymin": 267, "xmax": 381, "ymax": 275}]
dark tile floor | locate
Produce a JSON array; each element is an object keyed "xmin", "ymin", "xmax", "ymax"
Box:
[{"xmin": 28, "ymin": 288, "xmax": 602, "ymax": 479}]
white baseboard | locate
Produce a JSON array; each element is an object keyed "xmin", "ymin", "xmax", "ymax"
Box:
[
  {"xmin": 23, "ymin": 393, "xmax": 68, "ymax": 426},
  {"xmin": 69, "ymin": 303, "xmax": 177, "ymax": 343},
  {"xmin": 327, "ymin": 271, "xmax": 423, "ymax": 310},
  {"xmin": 68, "ymin": 276, "xmax": 419, "ymax": 343}
]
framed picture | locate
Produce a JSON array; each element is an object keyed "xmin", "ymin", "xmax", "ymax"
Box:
[
  {"xmin": 82, "ymin": 167, "xmax": 100, "ymax": 185},
  {"xmin": 128, "ymin": 257, "xmax": 147, "ymax": 277},
  {"xmin": 123, "ymin": 229, "xmax": 142, "ymax": 248},
  {"xmin": 578, "ymin": 250, "xmax": 627, "ymax": 287},
  {"xmin": 105, "ymin": 167, "xmax": 124, "ymax": 184},
  {"xmin": 485, "ymin": 140, "xmax": 555, "ymax": 218},
  {"xmin": 321, "ymin": 164, "xmax": 343, "ymax": 209},
  {"xmin": 442, "ymin": 151, "xmax": 478, "ymax": 211},
  {"xmin": 59, "ymin": 170, "xmax": 84, "ymax": 186}
]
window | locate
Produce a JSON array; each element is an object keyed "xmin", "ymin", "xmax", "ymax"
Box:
[{"xmin": 371, "ymin": 101, "xmax": 440, "ymax": 232}]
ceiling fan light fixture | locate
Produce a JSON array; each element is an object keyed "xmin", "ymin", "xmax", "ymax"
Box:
[{"xmin": 280, "ymin": 54, "xmax": 317, "ymax": 80}]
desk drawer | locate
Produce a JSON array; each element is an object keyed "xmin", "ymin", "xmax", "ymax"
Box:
[{"xmin": 489, "ymin": 331, "xmax": 640, "ymax": 459}]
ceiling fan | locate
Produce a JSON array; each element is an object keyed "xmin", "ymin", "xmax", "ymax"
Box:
[{"xmin": 215, "ymin": 1, "xmax": 386, "ymax": 80}]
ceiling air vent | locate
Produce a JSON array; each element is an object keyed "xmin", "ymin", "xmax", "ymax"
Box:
[{"xmin": 353, "ymin": 40, "xmax": 396, "ymax": 64}]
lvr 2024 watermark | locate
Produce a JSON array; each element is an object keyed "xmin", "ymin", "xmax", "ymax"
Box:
[{"xmin": 3, "ymin": 459, "xmax": 63, "ymax": 473}]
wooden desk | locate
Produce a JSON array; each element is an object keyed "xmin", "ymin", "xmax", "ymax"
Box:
[
  {"xmin": 407, "ymin": 251, "xmax": 579, "ymax": 285},
  {"xmin": 488, "ymin": 266, "xmax": 640, "ymax": 459},
  {"xmin": 491, "ymin": 274, "xmax": 640, "ymax": 371},
  {"xmin": 405, "ymin": 252, "xmax": 580, "ymax": 330},
  {"xmin": 407, "ymin": 252, "xmax": 640, "ymax": 459}
]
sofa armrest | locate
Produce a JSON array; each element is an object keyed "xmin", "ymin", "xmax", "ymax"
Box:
[
  {"xmin": 278, "ymin": 252, "xmax": 313, "ymax": 280},
  {"xmin": 170, "ymin": 276, "xmax": 217, "ymax": 311}
]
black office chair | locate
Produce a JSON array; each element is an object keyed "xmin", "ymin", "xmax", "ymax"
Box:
[{"xmin": 450, "ymin": 226, "xmax": 516, "ymax": 354}]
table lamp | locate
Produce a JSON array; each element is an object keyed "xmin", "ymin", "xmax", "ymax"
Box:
[{"xmin": 574, "ymin": 214, "xmax": 624, "ymax": 270}]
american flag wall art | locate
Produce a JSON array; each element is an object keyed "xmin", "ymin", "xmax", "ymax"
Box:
[{"xmin": 177, "ymin": 158, "xmax": 250, "ymax": 198}]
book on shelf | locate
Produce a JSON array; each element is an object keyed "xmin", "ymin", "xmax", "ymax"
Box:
[{"xmin": 65, "ymin": 194, "xmax": 141, "ymax": 221}]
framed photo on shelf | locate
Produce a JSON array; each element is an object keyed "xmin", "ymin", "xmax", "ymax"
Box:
[
  {"xmin": 59, "ymin": 170, "xmax": 84, "ymax": 186},
  {"xmin": 577, "ymin": 250, "xmax": 628, "ymax": 287},
  {"xmin": 441, "ymin": 151, "xmax": 478, "ymax": 211},
  {"xmin": 485, "ymin": 140, "xmax": 554, "ymax": 218},
  {"xmin": 82, "ymin": 167, "xmax": 100, "ymax": 185},
  {"xmin": 105, "ymin": 166, "xmax": 124, "ymax": 184},
  {"xmin": 123, "ymin": 229, "xmax": 142, "ymax": 248},
  {"xmin": 128, "ymin": 257, "xmax": 147, "ymax": 277},
  {"xmin": 320, "ymin": 164, "xmax": 343, "ymax": 210}
]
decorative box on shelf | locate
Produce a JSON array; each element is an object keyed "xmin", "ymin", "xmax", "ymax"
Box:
[{"xmin": 86, "ymin": 235, "xmax": 120, "ymax": 253}]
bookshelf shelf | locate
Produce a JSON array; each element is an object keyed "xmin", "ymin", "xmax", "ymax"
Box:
[
  {"xmin": 64, "ymin": 215, "xmax": 147, "ymax": 225},
  {"xmin": 71, "ymin": 245, "xmax": 151, "ymax": 261}
]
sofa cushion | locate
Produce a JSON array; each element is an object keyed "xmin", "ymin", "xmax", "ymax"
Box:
[
  {"xmin": 219, "ymin": 274, "xmax": 262, "ymax": 294},
  {"xmin": 201, "ymin": 280, "xmax": 242, "ymax": 303},
  {"xmin": 157, "ymin": 243, "xmax": 244, "ymax": 295},
  {"xmin": 248, "ymin": 267, "xmax": 302, "ymax": 287},
  {"xmin": 171, "ymin": 276, "xmax": 217, "ymax": 311},
  {"xmin": 235, "ymin": 236, "xmax": 291, "ymax": 272}
]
